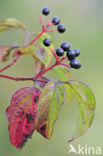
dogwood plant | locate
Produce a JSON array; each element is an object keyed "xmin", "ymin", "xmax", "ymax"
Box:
[{"xmin": 0, "ymin": 7, "xmax": 95, "ymax": 150}]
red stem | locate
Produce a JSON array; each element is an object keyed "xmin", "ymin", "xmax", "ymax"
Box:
[
  {"xmin": 46, "ymin": 21, "xmax": 54, "ymax": 29},
  {"xmin": 0, "ymin": 18, "xmax": 70, "ymax": 82},
  {"xmin": 59, "ymin": 56, "xmax": 67, "ymax": 63},
  {"xmin": 33, "ymin": 63, "xmax": 57, "ymax": 80},
  {"xmin": 49, "ymin": 48, "xmax": 58, "ymax": 61},
  {"xmin": 33, "ymin": 57, "xmax": 70, "ymax": 80},
  {"xmin": 34, "ymin": 55, "xmax": 70, "ymax": 80},
  {"xmin": 0, "ymin": 30, "xmax": 45, "ymax": 74},
  {"xmin": 35, "ymin": 79, "xmax": 48, "ymax": 83},
  {"xmin": 61, "ymin": 59, "xmax": 68, "ymax": 64},
  {"xmin": 29, "ymin": 31, "xmax": 45, "ymax": 45},
  {"xmin": 40, "ymin": 16, "xmax": 45, "ymax": 30},
  {"xmin": 0, "ymin": 74, "xmax": 49, "ymax": 83},
  {"xmin": 0, "ymin": 75, "xmax": 33, "ymax": 81},
  {"xmin": 0, "ymin": 56, "xmax": 20, "ymax": 73},
  {"xmin": 0, "ymin": 59, "xmax": 69, "ymax": 82}
]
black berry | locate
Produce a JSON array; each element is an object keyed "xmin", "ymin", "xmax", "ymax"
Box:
[
  {"xmin": 57, "ymin": 24, "xmax": 66, "ymax": 33},
  {"xmin": 61, "ymin": 42, "xmax": 71, "ymax": 51},
  {"xmin": 43, "ymin": 38, "xmax": 51, "ymax": 47},
  {"xmin": 74, "ymin": 49, "xmax": 80, "ymax": 57},
  {"xmin": 67, "ymin": 50, "xmax": 75, "ymax": 60},
  {"xmin": 42, "ymin": 7, "xmax": 50, "ymax": 16},
  {"xmin": 56, "ymin": 48, "xmax": 64, "ymax": 56},
  {"xmin": 52, "ymin": 16, "xmax": 60, "ymax": 25},
  {"xmin": 70, "ymin": 59, "xmax": 81, "ymax": 69}
]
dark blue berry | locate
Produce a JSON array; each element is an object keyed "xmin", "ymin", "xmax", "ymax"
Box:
[
  {"xmin": 57, "ymin": 24, "xmax": 66, "ymax": 33},
  {"xmin": 70, "ymin": 59, "xmax": 81, "ymax": 69},
  {"xmin": 56, "ymin": 48, "xmax": 64, "ymax": 56},
  {"xmin": 74, "ymin": 49, "xmax": 80, "ymax": 57},
  {"xmin": 43, "ymin": 38, "xmax": 51, "ymax": 47},
  {"xmin": 67, "ymin": 50, "xmax": 75, "ymax": 60},
  {"xmin": 52, "ymin": 16, "xmax": 60, "ymax": 25},
  {"xmin": 61, "ymin": 42, "xmax": 71, "ymax": 51},
  {"xmin": 42, "ymin": 7, "xmax": 50, "ymax": 16}
]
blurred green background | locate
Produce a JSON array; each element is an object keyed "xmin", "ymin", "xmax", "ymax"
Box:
[{"xmin": 0, "ymin": 0, "xmax": 103, "ymax": 156}]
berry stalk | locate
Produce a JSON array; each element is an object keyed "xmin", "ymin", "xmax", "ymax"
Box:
[
  {"xmin": 49, "ymin": 48, "xmax": 58, "ymax": 61},
  {"xmin": 29, "ymin": 30, "xmax": 46, "ymax": 45}
]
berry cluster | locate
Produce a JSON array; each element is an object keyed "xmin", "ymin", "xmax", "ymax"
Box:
[
  {"xmin": 42, "ymin": 7, "xmax": 81, "ymax": 69},
  {"xmin": 42, "ymin": 7, "xmax": 66, "ymax": 33},
  {"xmin": 56, "ymin": 42, "xmax": 81, "ymax": 69}
]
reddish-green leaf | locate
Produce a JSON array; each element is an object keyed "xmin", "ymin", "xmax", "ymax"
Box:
[
  {"xmin": 36, "ymin": 81, "xmax": 65, "ymax": 139},
  {"xmin": 52, "ymin": 66, "xmax": 71, "ymax": 81},
  {"xmin": 0, "ymin": 46, "xmax": 15, "ymax": 62},
  {"xmin": 52, "ymin": 66, "xmax": 74, "ymax": 105},
  {"xmin": 62, "ymin": 80, "xmax": 96, "ymax": 142},
  {"xmin": 6, "ymin": 86, "xmax": 41, "ymax": 150}
]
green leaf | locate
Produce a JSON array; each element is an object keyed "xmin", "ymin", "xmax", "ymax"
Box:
[
  {"xmin": 36, "ymin": 32, "xmax": 54, "ymax": 67},
  {"xmin": 64, "ymin": 83, "xmax": 74, "ymax": 106},
  {"xmin": 52, "ymin": 66, "xmax": 74, "ymax": 105},
  {"xmin": 63, "ymin": 80, "xmax": 96, "ymax": 142},
  {"xmin": 0, "ymin": 46, "xmax": 15, "ymax": 62},
  {"xmin": 36, "ymin": 81, "xmax": 65, "ymax": 139},
  {"xmin": 37, "ymin": 32, "xmax": 54, "ymax": 50},
  {"xmin": 52, "ymin": 66, "xmax": 71, "ymax": 81},
  {"xmin": 35, "ymin": 47, "xmax": 50, "ymax": 65},
  {"xmin": 0, "ymin": 18, "xmax": 26, "ymax": 33}
]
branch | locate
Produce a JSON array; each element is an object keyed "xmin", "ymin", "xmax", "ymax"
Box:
[
  {"xmin": 0, "ymin": 74, "xmax": 50, "ymax": 83},
  {"xmin": 0, "ymin": 74, "xmax": 33, "ymax": 81},
  {"xmin": 29, "ymin": 20, "xmax": 55, "ymax": 46},
  {"xmin": 33, "ymin": 63, "xmax": 57, "ymax": 80},
  {"xmin": 0, "ymin": 56, "xmax": 20, "ymax": 73},
  {"xmin": 59, "ymin": 56, "xmax": 67, "ymax": 63},
  {"xmin": 29, "ymin": 31, "xmax": 45, "ymax": 45}
]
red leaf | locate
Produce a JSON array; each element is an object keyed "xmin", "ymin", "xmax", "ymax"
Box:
[{"xmin": 6, "ymin": 86, "xmax": 41, "ymax": 150}]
